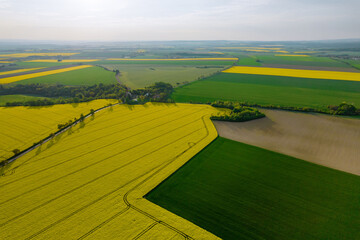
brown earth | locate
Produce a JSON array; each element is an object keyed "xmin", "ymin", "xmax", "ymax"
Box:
[
  {"xmin": 213, "ymin": 109, "xmax": 360, "ymax": 175},
  {"xmin": 261, "ymin": 64, "xmax": 360, "ymax": 72}
]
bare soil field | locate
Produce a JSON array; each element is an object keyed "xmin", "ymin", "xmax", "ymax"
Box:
[
  {"xmin": 261, "ymin": 64, "xmax": 360, "ymax": 72},
  {"xmin": 213, "ymin": 109, "xmax": 360, "ymax": 175}
]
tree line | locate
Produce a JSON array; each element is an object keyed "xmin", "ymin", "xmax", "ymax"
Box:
[
  {"xmin": 210, "ymin": 101, "xmax": 265, "ymax": 122},
  {"xmin": 0, "ymin": 82, "xmax": 174, "ymax": 106}
]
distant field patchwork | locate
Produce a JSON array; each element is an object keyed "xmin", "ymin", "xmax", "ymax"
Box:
[
  {"xmin": 0, "ymin": 65, "xmax": 93, "ymax": 84},
  {"xmin": 223, "ymin": 66, "xmax": 360, "ymax": 81},
  {"xmin": 102, "ymin": 64, "xmax": 225, "ymax": 88},
  {"xmin": 173, "ymin": 72, "xmax": 360, "ymax": 109},
  {"xmin": 146, "ymin": 137, "xmax": 360, "ymax": 240},
  {"xmin": 12, "ymin": 66, "xmax": 116, "ymax": 85}
]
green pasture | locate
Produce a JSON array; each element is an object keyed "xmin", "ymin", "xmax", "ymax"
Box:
[
  {"xmin": 101, "ymin": 64, "xmax": 224, "ymax": 89},
  {"xmin": 146, "ymin": 137, "xmax": 360, "ymax": 240},
  {"xmin": 13, "ymin": 66, "xmax": 117, "ymax": 86},
  {"xmin": 172, "ymin": 73, "xmax": 360, "ymax": 109}
]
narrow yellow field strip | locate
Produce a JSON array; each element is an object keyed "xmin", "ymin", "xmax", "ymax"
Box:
[
  {"xmin": 274, "ymin": 54, "xmax": 309, "ymax": 57},
  {"xmin": 274, "ymin": 51, "xmax": 289, "ymax": 53},
  {"xmin": 0, "ymin": 65, "xmax": 93, "ymax": 84},
  {"xmin": 294, "ymin": 51, "xmax": 317, "ymax": 54},
  {"xmin": 215, "ymin": 47, "xmax": 283, "ymax": 50},
  {"xmin": 25, "ymin": 59, "xmax": 100, "ymax": 63},
  {"xmin": 223, "ymin": 66, "xmax": 360, "ymax": 81},
  {"xmin": 106, "ymin": 58, "xmax": 238, "ymax": 61},
  {"xmin": 0, "ymin": 68, "xmax": 44, "ymax": 76},
  {"xmin": 0, "ymin": 61, "xmax": 13, "ymax": 63},
  {"xmin": 0, "ymin": 53, "xmax": 79, "ymax": 58}
]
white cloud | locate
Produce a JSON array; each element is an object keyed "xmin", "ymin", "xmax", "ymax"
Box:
[{"xmin": 0, "ymin": 0, "xmax": 359, "ymax": 41}]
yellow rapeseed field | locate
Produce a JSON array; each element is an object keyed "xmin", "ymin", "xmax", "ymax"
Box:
[
  {"xmin": 0, "ymin": 65, "xmax": 93, "ymax": 84},
  {"xmin": 294, "ymin": 51, "xmax": 317, "ymax": 54},
  {"xmin": 25, "ymin": 59, "xmax": 100, "ymax": 63},
  {"xmin": 0, "ymin": 99, "xmax": 117, "ymax": 160},
  {"xmin": 107, "ymin": 58, "xmax": 238, "ymax": 61},
  {"xmin": 0, "ymin": 68, "xmax": 43, "ymax": 76},
  {"xmin": 0, "ymin": 53, "xmax": 79, "ymax": 58},
  {"xmin": 274, "ymin": 54, "xmax": 309, "ymax": 57},
  {"xmin": 215, "ymin": 47, "xmax": 283, "ymax": 50},
  {"xmin": 0, "ymin": 61, "xmax": 13, "ymax": 63},
  {"xmin": 223, "ymin": 66, "xmax": 360, "ymax": 81},
  {"xmin": 207, "ymin": 51, "xmax": 224, "ymax": 54},
  {"xmin": 0, "ymin": 103, "xmax": 221, "ymax": 239},
  {"xmin": 274, "ymin": 50, "xmax": 290, "ymax": 53}
]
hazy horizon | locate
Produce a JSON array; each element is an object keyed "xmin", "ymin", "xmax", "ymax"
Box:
[{"xmin": 0, "ymin": 0, "xmax": 359, "ymax": 42}]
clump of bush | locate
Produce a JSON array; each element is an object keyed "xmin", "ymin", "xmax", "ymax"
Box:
[
  {"xmin": 327, "ymin": 102, "xmax": 359, "ymax": 115},
  {"xmin": 210, "ymin": 101, "xmax": 265, "ymax": 122}
]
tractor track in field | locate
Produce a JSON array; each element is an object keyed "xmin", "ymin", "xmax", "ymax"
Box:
[
  {"xmin": 79, "ymin": 116, "xmax": 211, "ymax": 240},
  {"xmin": 1, "ymin": 103, "xmax": 216, "ymax": 239},
  {"xmin": 0, "ymin": 105, "xmax": 183, "ymax": 180},
  {"xmin": 0, "ymin": 64, "xmax": 80, "ymax": 79},
  {"xmin": 1, "ymin": 103, "xmax": 121, "ymax": 176},
  {"xmin": 0, "ymin": 114, "xmax": 205, "ymax": 227},
  {"xmin": 0, "ymin": 107, "xmax": 203, "ymax": 188},
  {"xmin": 20, "ymin": 127, "xmax": 205, "ymax": 240},
  {"xmin": 0, "ymin": 110, "xmax": 205, "ymax": 208}
]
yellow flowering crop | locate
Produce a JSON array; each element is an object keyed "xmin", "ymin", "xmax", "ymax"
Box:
[
  {"xmin": 0, "ymin": 53, "xmax": 79, "ymax": 58},
  {"xmin": 107, "ymin": 57, "xmax": 238, "ymax": 61},
  {"xmin": 25, "ymin": 59, "xmax": 100, "ymax": 63},
  {"xmin": 207, "ymin": 51, "xmax": 224, "ymax": 54},
  {"xmin": 274, "ymin": 50, "xmax": 290, "ymax": 53},
  {"xmin": 215, "ymin": 47, "xmax": 283, "ymax": 50},
  {"xmin": 0, "ymin": 65, "xmax": 93, "ymax": 84},
  {"xmin": 0, "ymin": 68, "xmax": 43, "ymax": 76},
  {"xmin": 223, "ymin": 66, "xmax": 360, "ymax": 81},
  {"xmin": 0, "ymin": 99, "xmax": 117, "ymax": 160},
  {"xmin": 274, "ymin": 54, "xmax": 309, "ymax": 57},
  {"xmin": 0, "ymin": 103, "xmax": 220, "ymax": 239}
]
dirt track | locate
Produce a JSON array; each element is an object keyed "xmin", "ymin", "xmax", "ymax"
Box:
[{"xmin": 214, "ymin": 109, "xmax": 360, "ymax": 175}]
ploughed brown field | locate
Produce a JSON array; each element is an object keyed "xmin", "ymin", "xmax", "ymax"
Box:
[{"xmin": 213, "ymin": 109, "xmax": 360, "ymax": 175}]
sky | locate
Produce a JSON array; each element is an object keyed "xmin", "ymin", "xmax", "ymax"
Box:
[{"xmin": 0, "ymin": 0, "xmax": 359, "ymax": 41}]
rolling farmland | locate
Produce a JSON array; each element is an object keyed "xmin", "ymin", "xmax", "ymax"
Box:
[
  {"xmin": 213, "ymin": 109, "xmax": 360, "ymax": 175},
  {"xmin": 0, "ymin": 99, "xmax": 116, "ymax": 160},
  {"xmin": 172, "ymin": 73, "xmax": 360, "ymax": 109},
  {"xmin": 0, "ymin": 53, "xmax": 79, "ymax": 58},
  {"xmin": 0, "ymin": 65, "xmax": 93, "ymax": 84},
  {"xmin": 0, "ymin": 103, "xmax": 221, "ymax": 240},
  {"xmin": 13, "ymin": 66, "xmax": 117, "ymax": 85},
  {"xmin": 256, "ymin": 55, "xmax": 350, "ymax": 68},
  {"xmin": 102, "ymin": 64, "xmax": 225, "ymax": 88},
  {"xmin": 223, "ymin": 66, "xmax": 360, "ymax": 81},
  {"xmin": 0, "ymin": 68, "xmax": 44, "ymax": 75},
  {"xmin": 146, "ymin": 137, "xmax": 360, "ymax": 240}
]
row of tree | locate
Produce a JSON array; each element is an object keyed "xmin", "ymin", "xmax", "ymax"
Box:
[
  {"xmin": 209, "ymin": 101, "xmax": 360, "ymax": 116},
  {"xmin": 1, "ymin": 82, "xmax": 174, "ymax": 106}
]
